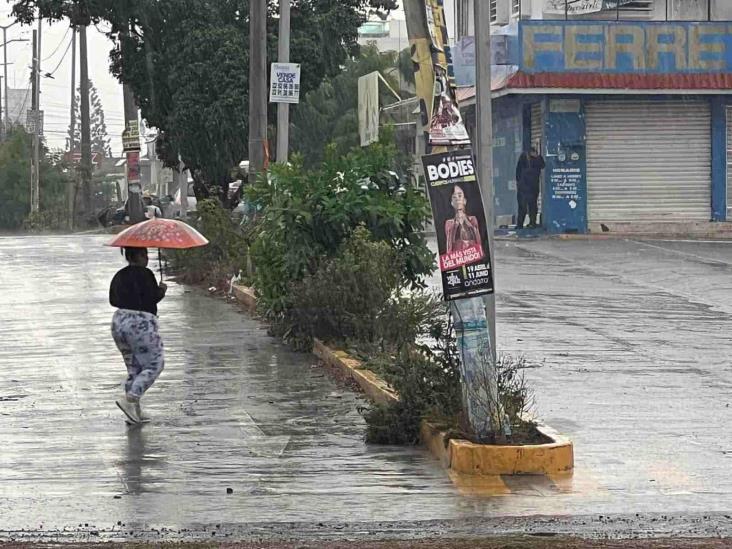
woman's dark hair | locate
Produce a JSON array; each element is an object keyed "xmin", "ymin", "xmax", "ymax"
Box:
[{"xmin": 124, "ymin": 247, "xmax": 147, "ymax": 263}]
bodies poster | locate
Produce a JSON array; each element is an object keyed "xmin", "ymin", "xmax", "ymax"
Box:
[{"xmin": 422, "ymin": 150, "xmax": 494, "ymax": 301}]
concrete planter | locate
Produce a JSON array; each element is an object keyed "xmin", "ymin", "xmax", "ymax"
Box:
[
  {"xmin": 420, "ymin": 421, "xmax": 573, "ymax": 476},
  {"xmin": 231, "ymin": 283, "xmax": 574, "ymax": 479}
]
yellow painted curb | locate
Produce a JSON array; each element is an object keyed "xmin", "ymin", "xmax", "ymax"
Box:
[
  {"xmin": 421, "ymin": 421, "xmax": 574, "ymax": 476},
  {"xmin": 230, "ymin": 284, "xmax": 574, "ymax": 478},
  {"xmin": 232, "ymin": 283, "xmax": 257, "ymax": 313},
  {"xmin": 313, "ymin": 339, "xmax": 399, "ymax": 407}
]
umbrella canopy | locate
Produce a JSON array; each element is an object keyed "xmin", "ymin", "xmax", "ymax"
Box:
[{"xmin": 107, "ymin": 218, "xmax": 209, "ymax": 250}]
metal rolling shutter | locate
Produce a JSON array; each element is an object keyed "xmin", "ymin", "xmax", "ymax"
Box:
[
  {"xmin": 727, "ymin": 106, "xmax": 732, "ymax": 219},
  {"xmin": 586, "ymin": 100, "xmax": 711, "ymax": 222}
]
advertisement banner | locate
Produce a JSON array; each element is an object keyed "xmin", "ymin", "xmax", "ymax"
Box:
[
  {"xmin": 543, "ymin": 0, "xmax": 635, "ymax": 15},
  {"xmin": 269, "ymin": 62, "xmax": 301, "ymax": 104},
  {"xmin": 422, "ymin": 150, "xmax": 494, "ymax": 300},
  {"xmin": 358, "ymin": 72, "xmax": 380, "ymax": 147},
  {"xmin": 126, "ymin": 151, "xmax": 141, "ymax": 184},
  {"xmin": 428, "ymin": 66, "xmax": 471, "ymax": 146},
  {"xmin": 122, "ymin": 120, "xmax": 140, "ymax": 152}
]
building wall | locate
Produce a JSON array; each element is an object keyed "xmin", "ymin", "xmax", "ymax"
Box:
[{"xmin": 457, "ymin": 0, "xmax": 732, "ymax": 28}]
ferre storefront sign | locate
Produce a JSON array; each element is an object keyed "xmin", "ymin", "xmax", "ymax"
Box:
[{"xmin": 520, "ymin": 21, "xmax": 732, "ymax": 73}]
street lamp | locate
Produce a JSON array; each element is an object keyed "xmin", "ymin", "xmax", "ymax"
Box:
[{"xmin": 0, "ymin": 21, "xmax": 30, "ymax": 136}]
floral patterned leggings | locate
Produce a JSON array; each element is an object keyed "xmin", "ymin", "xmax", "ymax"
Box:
[{"xmin": 111, "ymin": 309, "xmax": 165, "ymax": 399}]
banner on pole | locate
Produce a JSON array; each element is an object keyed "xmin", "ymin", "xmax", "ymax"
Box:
[
  {"xmin": 269, "ymin": 63, "xmax": 301, "ymax": 104},
  {"xmin": 358, "ymin": 72, "xmax": 380, "ymax": 147},
  {"xmin": 428, "ymin": 66, "xmax": 470, "ymax": 146},
  {"xmin": 122, "ymin": 121, "xmax": 140, "ymax": 152},
  {"xmin": 422, "ymin": 149, "xmax": 494, "ymax": 301},
  {"xmin": 126, "ymin": 150, "xmax": 141, "ymax": 184}
]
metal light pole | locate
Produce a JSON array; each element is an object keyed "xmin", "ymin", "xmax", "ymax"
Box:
[{"xmin": 276, "ymin": 0, "xmax": 290, "ymax": 164}]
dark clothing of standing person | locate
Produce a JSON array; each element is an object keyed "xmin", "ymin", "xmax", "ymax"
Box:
[{"xmin": 515, "ymin": 149, "xmax": 545, "ymax": 229}]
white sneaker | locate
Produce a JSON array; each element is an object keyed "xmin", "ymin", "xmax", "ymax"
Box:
[
  {"xmin": 134, "ymin": 400, "xmax": 151, "ymax": 423},
  {"xmin": 116, "ymin": 397, "xmax": 142, "ymax": 424}
]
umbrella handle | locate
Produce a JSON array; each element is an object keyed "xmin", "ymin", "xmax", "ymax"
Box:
[{"xmin": 158, "ymin": 248, "xmax": 164, "ymax": 283}]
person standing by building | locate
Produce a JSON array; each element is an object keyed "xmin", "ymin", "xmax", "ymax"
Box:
[{"xmin": 515, "ymin": 146, "xmax": 545, "ymax": 229}]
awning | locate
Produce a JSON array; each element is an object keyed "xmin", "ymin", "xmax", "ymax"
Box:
[{"xmin": 456, "ymin": 70, "xmax": 732, "ymax": 107}]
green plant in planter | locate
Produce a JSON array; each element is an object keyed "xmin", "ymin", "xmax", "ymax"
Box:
[
  {"xmin": 246, "ymin": 137, "xmax": 434, "ymax": 321},
  {"xmin": 169, "ymin": 199, "xmax": 249, "ymax": 285}
]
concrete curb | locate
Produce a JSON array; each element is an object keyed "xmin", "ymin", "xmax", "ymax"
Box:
[
  {"xmin": 230, "ymin": 283, "xmax": 574, "ymax": 479},
  {"xmin": 420, "ymin": 421, "xmax": 574, "ymax": 475},
  {"xmin": 312, "ymin": 339, "xmax": 399, "ymax": 407}
]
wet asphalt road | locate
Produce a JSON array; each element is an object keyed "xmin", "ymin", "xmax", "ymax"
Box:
[{"xmin": 0, "ymin": 235, "xmax": 731, "ymax": 543}]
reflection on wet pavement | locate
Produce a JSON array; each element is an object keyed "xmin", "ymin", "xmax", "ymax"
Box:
[{"xmin": 1, "ymin": 235, "xmax": 732, "ymax": 534}]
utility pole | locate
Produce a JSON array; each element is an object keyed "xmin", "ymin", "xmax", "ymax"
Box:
[
  {"xmin": 475, "ymin": 0, "xmax": 498, "ymax": 366},
  {"xmin": 79, "ymin": 25, "xmax": 92, "ymax": 220},
  {"xmin": 402, "ymin": 0, "xmax": 503, "ymax": 440},
  {"xmin": 276, "ymin": 0, "xmax": 290, "ymax": 164},
  {"xmin": 177, "ymin": 157, "xmax": 187, "ymax": 219},
  {"xmin": 123, "ymin": 83, "xmax": 144, "ymax": 223},
  {"xmin": 248, "ymin": 0, "xmax": 268, "ymax": 184},
  {"xmin": 2, "ymin": 24, "xmax": 10, "ymax": 138},
  {"xmin": 68, "ymin": 27, "xmax": 76, "ymax": 230},
  {"xmin": 31, "ymin": 26, "xmax": 40, "ymax": 214}
]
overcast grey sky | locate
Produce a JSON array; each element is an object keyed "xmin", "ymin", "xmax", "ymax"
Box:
[{"xmin": 0, "ymin": 7, "xmax": 124, "ymax": 154}]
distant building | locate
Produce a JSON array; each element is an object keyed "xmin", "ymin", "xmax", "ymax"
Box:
[
  {"xmin": 358, "ymin": 1, "xmax": 457, "ymax": 52},
  {"xmin": 453, "ymin": 0, "xmax": 732, "ymax": 232},
  {"xmin": 3, "ymin": 88, "xmax": 31, "ymax": 130}
]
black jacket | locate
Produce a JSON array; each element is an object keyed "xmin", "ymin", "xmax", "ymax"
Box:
[
  {"xmin": 515, "ymin": 153, "xmax": 545, "ymax": 195},
  {"xmin": 109, "ymin": 265, "xmax": 165, "ymax": 316}
]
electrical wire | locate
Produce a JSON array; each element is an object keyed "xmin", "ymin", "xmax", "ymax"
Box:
[
  {"xmin": 42, "ymin": 27, "xmax": 70, "ymax": 62},
  {"xmin": 43, "ymin": 36, "xmax": 73, "ymax": 79}
]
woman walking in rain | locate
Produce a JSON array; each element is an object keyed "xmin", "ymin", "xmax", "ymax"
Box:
[{"xmin": 109, "ymin": 247, "xmax": 167, "ymax": 424}]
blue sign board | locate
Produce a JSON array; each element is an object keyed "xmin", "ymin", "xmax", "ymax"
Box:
[{"xmin": 520, "ymin": 21, "xmax": 732, "ymax": 73}]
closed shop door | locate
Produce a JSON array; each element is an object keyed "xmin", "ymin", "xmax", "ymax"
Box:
[
  {"xmin": 727, "ymin": 106, "xmax": 732, "ymax": 220},
  {"xmin": 586, "ymin": 100, "xmax": 711, "ymax": 222}
]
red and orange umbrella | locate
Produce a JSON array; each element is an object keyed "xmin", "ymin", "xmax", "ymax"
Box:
[{"xmin": 107, "ymin": 218, "xmax": 209, "ymax": 280}]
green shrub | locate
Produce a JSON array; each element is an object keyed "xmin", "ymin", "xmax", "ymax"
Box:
[
  {"xmin": 169, "ymin": 199, "xmax": 249, "ymax": 285},
  {"xmin": 246, "ymin": 138, "xmax": 434, "ymax": 320},
  {"xmin": 283, "ymin": 227, "xmax": 401, "ymax": 349},
  {"xmin": 362, "ymin": 314, "xmax": 463, "ymax": 445}
]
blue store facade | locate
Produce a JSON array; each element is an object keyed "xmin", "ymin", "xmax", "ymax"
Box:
[{"xmin": 460, "ymin": 20, "xmax": 732, "ymax": 234}]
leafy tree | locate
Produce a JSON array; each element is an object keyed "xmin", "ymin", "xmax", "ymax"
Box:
[
  {"xmin": 291, "ymin": 45, "xmax": 410, "ymax": 168},
  {"xmin": 0, "ymin": 128, "xmax": 72, "ymax": 230},
  {"xmin": 67, "ymin": 81, "xmax": 112, "ymax": 158},
  {"xmin": 12, "ymin": 0, "xmax": 399, "ymax": 201}
]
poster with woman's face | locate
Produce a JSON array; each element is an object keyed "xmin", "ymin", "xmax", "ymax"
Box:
[
  {"xmin": 422, "ymin": 150, "xmax": 494, "ymax": 301},
  {"xmin": 428, "ymin": 67, "xmax": 471, "ymax": 147}
]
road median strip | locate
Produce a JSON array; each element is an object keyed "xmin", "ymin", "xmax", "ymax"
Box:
[{"xmin": 231, "ymin": 283, "xmax": 573, "ymax": 483}]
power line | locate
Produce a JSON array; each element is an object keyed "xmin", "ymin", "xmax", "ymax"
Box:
[
  {"xmin": 42, "ymin": 27, "xmax": 69, "ymax": 62},
  {"xmin": 43, "ymin": 35, "xmax": 72, "ymax": 78}
]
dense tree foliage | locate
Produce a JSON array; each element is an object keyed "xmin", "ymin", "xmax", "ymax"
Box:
[
  {"xmin": 291, "ymin": 45, "xmax": 410, "ymax": 168},
  {"xmin": 0, "ymin": 129, "xmax": 71, "ymax": 230},
  {"xmin": 12, "ymin": 0, "xmax": 399, "ymax": 198},
  {"xmin": 67, "ymin": 81, "xmax": 112, "ymax": 158}
]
